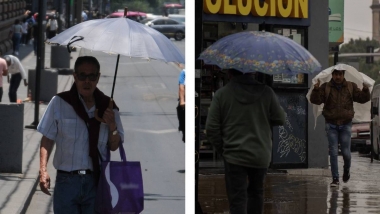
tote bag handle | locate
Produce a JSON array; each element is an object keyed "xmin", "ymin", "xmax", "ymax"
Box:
[{"xmin": 106, "ymin": 142, "xmax": 127, "ymax": 162}]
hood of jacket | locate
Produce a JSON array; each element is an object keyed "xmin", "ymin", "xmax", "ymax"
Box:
[{"xmin": 230, "ymin": 75, "xmax": 266, "ymax": 104}]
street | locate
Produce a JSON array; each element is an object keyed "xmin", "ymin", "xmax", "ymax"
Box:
[
  {"xmin": 25, "ymin": 39, "xmax": 185, "ymax": 214},
  {"xmin": 198, "ymin": 152, "xmax": 380, "ymax": 214}
]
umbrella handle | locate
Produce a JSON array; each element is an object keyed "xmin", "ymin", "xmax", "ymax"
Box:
[
  {"xmin": 94, "ymin": 98, "xmax": 114, "ymax": 122},
  {"xmin": 67, "ymin": 36, "xmax": 84, "ymax": 53}
]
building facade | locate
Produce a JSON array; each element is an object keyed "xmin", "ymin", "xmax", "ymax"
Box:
[
  {"xmin": 372, "ymin": 0, "xmax": 380, "ymax": 42},
  {"xmin": 195, "ymin": 0, "xmax": 330, "ymax": 170},
  {"xmin": 0, "ymin": 0, "xmax": 26, "ymax": 55}
]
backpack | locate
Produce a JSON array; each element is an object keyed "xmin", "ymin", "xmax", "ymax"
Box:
[
  {"xmin": 27, "ymin": 19, "xmax": 34, "ymax": 29},
  {"xmin": 325, "ymin": 81, "xmax": 353, "ymax": 102}
]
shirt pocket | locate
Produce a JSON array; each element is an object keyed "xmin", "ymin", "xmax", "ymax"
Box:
[{"xmin": 58, "ymin": 119, "xmax": 80, "ymax": 141}]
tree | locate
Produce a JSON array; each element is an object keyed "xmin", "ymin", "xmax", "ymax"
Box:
[{"xmin": 339, "ymin": 38, "xmax": 380, "ymax": 85}]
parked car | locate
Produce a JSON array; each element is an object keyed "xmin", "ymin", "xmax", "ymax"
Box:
[
  {"xmin": 351, "ymin": 121, "xmax": 371, "ymax": 153},
  {"xmin": 105, "ymin": 11, "xmax": 147, "ymax": 22},
  {"xmin": 168, "ymin": 14, "xmax": 185, "ymax": 24},
  {"xmin": 140, "ymin": 17, "xmax": 185, "ymax": 41}
]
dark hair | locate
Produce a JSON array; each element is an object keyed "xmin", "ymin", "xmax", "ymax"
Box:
[
  {"xmin": 228, "ymin": 68, "xmax": 244, "ymax": 77},
  {"xmin": 74, "ymin": 56, "xmax": 100, "ymax": 74},
  {"xmin": 14, "ymin": 19, "xmax": 20, "ymax": 24},
  {"xmin": 3, "ymin": 55, "xmax": 11, "ymax": 65}
]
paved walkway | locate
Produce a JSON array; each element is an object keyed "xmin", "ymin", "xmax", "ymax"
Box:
[
  {"xmin": 0, "ymin": 43, "xmax": 79, "ymax": 214},
  {"xmin": 198, "ymin": 153, "xmax": 380, "ymax": 213}
]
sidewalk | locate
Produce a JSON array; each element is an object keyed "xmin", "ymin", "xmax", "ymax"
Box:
[
  {"xmin": 198, "ymin": 152, "xmax": 380, "ymax": 213},
  {"xmin": 0, "ymin": 43, "xmax": 80, "ymax": 214}
]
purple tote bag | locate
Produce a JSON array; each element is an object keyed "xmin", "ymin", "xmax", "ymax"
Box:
[{"xmin": 96, "ymin": 143, "xmax": 144, "ymax": 214}]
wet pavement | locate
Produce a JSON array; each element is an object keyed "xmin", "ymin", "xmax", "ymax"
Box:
[{"xmin": 198, "ymin": 152, "xmax": 380, "ymax": 214}]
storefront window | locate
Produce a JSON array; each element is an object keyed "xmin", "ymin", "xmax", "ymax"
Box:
[{"xmin": 272, "ymin": 27, "xmax": 306, "ymax": 85}]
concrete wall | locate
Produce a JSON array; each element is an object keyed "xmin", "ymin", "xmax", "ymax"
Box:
[
  {"xmin": 307, "ymin": 0, "xmax": 329, "ymax": 168},
  {"xmin": 0, "ymin": 103, "xmax": 24, "ymax": 173},
  {"xmin": 51, "ymin": 46, "xmax": 71, "ymax": 68},
  {"xmin": 0, "ymin": 0, "xmax": 27, "ymax": 55}
]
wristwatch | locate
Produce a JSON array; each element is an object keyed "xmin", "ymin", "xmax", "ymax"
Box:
[{"xmin": 112, "ymin": 128, "xmax": 118, "ymax": 136}]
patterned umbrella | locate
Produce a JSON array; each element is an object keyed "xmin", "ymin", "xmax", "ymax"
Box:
[{"xmin": 199, "ymin": 31, "xmax": 321, "ymax": 75}]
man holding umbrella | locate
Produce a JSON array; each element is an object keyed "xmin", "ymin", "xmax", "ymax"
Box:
[
  {"xmin": 37, "ymin": 56, "xmax": 124, "ymax": 213},
  {"xmin": 206, "ymin": 69, "xmax": 286, "ymax": 214},
  {"xmin": 310, "ymin": 64, "xmax": 371, "ymax": 187}
]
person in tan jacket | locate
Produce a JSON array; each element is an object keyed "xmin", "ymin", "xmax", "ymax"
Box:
[{"xmin": 310, "ymin": 64, "xmax": 370, "ymax": 187}]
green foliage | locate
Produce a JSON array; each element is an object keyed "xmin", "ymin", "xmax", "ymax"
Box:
[
  {"xmin": 339, "ymin": 38, "xmax": 380, "ymax": 84},
  {"xmin": 340, "ymin": 38, "xmax": 380, "ymax": 54}
]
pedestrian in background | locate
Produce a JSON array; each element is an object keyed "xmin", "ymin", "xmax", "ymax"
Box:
[
  {"xmin": 46, "ymin": 16, "xmax": 58, "ymax": 39},
  {"xmin": 0, "ymin": 56, "xmax": 8, "ymax": 102},
  {"xmin": 4, "ymin": 55, "xmax": 28, "ymax": 102},
  {"xmin": 82, "ymin": 10, "xmax": 88, "ymax": 21},
  {"xmin": 206, "ymin": 69, "xmax": 285, "ymax": 214},
  {"xmin": 8, "ymin": 19, "xmax": 22, "ymax": 56},
  {"xmin": 32, "ymin": 14, "xmax": 39, "ymax": 55},
  {"xmin": 310, "ymin": 64, "xmax": 370, "ymax": 187},
  {"xmin": 37, "ymin": 56, "xmax": 124, "ymax": 213},
  {"xmin": 21, "ymin": 18, "xmax": 28, "ymax": 45},
  {"xmin": 26, "ymin": 12, "xmax": 36, "ymax": 45},
  {"xmin": 177, "ymin": 64, "xmax": 185, "ymax": 143}
]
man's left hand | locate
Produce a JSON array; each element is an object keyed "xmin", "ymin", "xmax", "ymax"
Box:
[
  {"xmin": 363, "ymin": 80, "xmax": 371, "ymax": 88},
  {"xmin": 103, "ymin": 108, "xmax": 116, "ymax": 127}
]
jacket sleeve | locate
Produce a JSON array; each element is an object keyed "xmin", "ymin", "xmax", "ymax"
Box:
[
  {"xmin": 269, "ymin": 88, "xmax": 286, "ymax": 126},
  {"xmin": 352, "ymin": 82, "xmax": 370, "ymax": 104},
  {"xmin": 310, "ymin": 83, "xmax": 326, "ymax": 105},
  {"xmin": 205, "ymin": 94, "xmax": 223, "ymax": 154}
]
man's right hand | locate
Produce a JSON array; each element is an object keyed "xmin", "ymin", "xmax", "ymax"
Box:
[
  {"xmin": 39, "ymin": 170, "xmax": 51, "ymax": 195},
  {"xmin": 314, "ymin": 79, "xmax": 321, "ymax": 89}
]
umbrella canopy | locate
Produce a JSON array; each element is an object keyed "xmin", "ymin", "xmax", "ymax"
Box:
[
  {"xmin": 306, "ymin": 64, "xmax": 374, "ymax": 129},
  {"xmin": 198, "ymin": 31, "xmax": 321, "ymax": 75},
  {"xmin": 47, "ymin": 16, "xmax": 185, "ymax": 100},
  {"xmin": 47, "ymin": 18, "xmax": 185, "ymax": 64}
]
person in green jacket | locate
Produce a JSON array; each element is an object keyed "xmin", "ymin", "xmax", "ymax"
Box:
[{"xmin": 206, "ymin": 69, "xmax": 286, "ymax": 214}]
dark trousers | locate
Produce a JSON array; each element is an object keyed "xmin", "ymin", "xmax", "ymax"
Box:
[
  {"xmin": 48, "ymin": 30, "xmax": 57, "ymax": 39},
  {"xmin": 9, "ymin": 73, "xmax": 22, "ymax": 102},
  {"xmin": 224, "ymin": 159, "xmax": 267, "ymax": 214},
  {"xmin": 0, "ymin": 87, "xmax": 3, "ymax": 102},
  {"xmin": 176, "ymin": 103, "xmax": 185, "ymax": 142},
  {"xmin": 33, "ymin": 38, "xmax": 38, "ymax": 54}
]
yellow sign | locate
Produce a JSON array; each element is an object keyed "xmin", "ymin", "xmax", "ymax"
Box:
[{"xmin": 203, "ymin": 0, "xmax": 308, "ymax": 18}]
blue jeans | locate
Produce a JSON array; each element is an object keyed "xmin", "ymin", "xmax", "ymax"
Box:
[
  {"xmin": 224, "ymin": 159, "xmax": 267, "ymax": 214},
  {"xmin": 325, "ymin": 122, "xmax": 352, "ymax": 179},
  {"xmin": 54, "ymin": 171, "xmax": 97, "ymax": 214},
  {"xmin": 12, "ymin": 33, "xmax": 21, "ymax": 53}
]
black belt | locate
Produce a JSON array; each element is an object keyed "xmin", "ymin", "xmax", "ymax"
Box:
[{"xmin": 57, "ymin": 169, "xmax": 92, "ymax": 175}]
